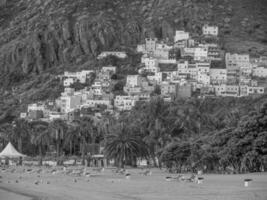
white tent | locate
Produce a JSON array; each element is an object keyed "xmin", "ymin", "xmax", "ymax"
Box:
[{"xmin": 0, "ymin": 142, "xmax": 26, "ymax": 158}]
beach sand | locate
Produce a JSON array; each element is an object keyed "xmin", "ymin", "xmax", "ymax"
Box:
[
  {"xmin": 0, "ymin": 166, "xmax": 267, "ymax": 200},
  {"xmin": 0, "ymin": 188, "xmax": 31, "ymax": 200}
]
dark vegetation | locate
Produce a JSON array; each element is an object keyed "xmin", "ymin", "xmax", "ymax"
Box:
[{"xmin": 0, "ymin": 96, "xmax": 267, "ymax": 173}]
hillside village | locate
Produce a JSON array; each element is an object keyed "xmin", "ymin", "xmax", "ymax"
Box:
[{"xmin": 20, "ymin": 25, "xmax": 267, "ymax": 122}]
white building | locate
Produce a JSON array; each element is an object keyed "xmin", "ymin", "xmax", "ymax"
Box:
[
  {"xmin": 177, "ymin": 61, "xmax": 198, "ymax": 80},
  {"xmin": 137, "ymin": 44, "xmax": 146, "ymax": 53},
  {"xmin": 97, "ymin": 51, "xmax": 127, "ymax": 59},
  {"xmin": 101, "ymin": 66, "xmax": 117, "ymax": 74},
  {"xmin": 49, "ymin": 112, "xmax": 66, "ymax": 121},
  {"xmin": 253, "ymin": 66, "xmax": 267, "ymax": 77},
  {"xmin": 196, "ymin": 62, "xmax": 210, "ymax": 74},
  {"xmin": 214, "ymin": 85, "xmax": 226, "ymax": 96},
  {"xmin": 85, "ymin": 99, "xmax": 112, "ymax": 108},
  {"xmin": 174, "ymin": 30, "xmax": 190, "ymax": 42},
  {"xmin": 181, "ymin": 48, "xmax": 195, "ymax": 58},
  {"xmin": 210, "ymin": 68, "xmax": 227, "ymax": 84},
  {"xmin": 145, "ymin": 38, "xmax": 157, "ymax": 52},
  {"xmin": 194, "ymin": 47, "xmax": 208, "ymax": 61},
  {"xmin": 63, "ymin": 78, "xmax": 76, "ymax": 87},
  {"xmin": 56, "ymin": 88, "xmax": 82, "ymax": 113},
  {"xmin": 63, "ymin": 70, "xmax": 93, "ymax": 84},
  {"xmin": 196, "ymin": 62, "xmax": 210, "ymax": 85},
  {"xmin": 114, "ymin": 96, "xmax": 138, "ymax": 111},
  {"xmin": 225, "ymin": 53, "xmax": 250, "ymax": 70},
  {"xmin": 141, "ymin": 56, "xmax": 159, "ymax": 73},
  {"xmin": 197, "ymin": 73, "xmax": 210, "ymax": 85},
  {"xmin": 20, "ymin": 113, "xmax": 27, "ymax": 118},
  {"xmin": 147, "ymin": 72, "xmax": 163, "ymax": 84},
  {"xmin": 91, "ymin": 81, "xmax": 104, "ymax": 96},
  {"xmin": 247, "ymin": 86, "xmax": 264, "ymax": 95},
  {"xmin": 27, "ymin": 103, "xmax": 45, "ymax": 112},
  {"xmin": 225, "ymin": 85, "xmax": 240, "ymax": 97},
  {"xmin": 160, "ymin": 82, "xmax": 177, "ymax": 96},
  {"xmin": 126, "ymin": 75, "xmax": 142, "ymax": 87},
  {"xmin": 202, "ymin": 25, "xmax": 219, "ymax": 36},
  {"xmin": 57, "ymin": 94, "xmax": 82, "ymax": 113},
  {"xmin": 154, "ymin": 43, "xmax": 172, "ymax": 59}
]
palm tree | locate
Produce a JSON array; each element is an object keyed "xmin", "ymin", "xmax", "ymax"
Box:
[
  {"xmin": 11, "ymin": 119, "xmax": 30, "ymax": 153},
  {"xmin": 105, "ymin": 122, "xmax": 149, "ymax": 168},
  {"xmin": 73, "ymin": 116, "xmax": 94, "ymax": 165},
  {"xmin": 64, "ymin": 123, "xmax": 78, "ymax": 156},
  {"xmin": 0, "ymin": 123, "xmax": 13, "ymax": 148},
  {"xmin": 30, "ymin": 121, "xmax": 50, "ymax": 166},
  {"xmin": 49, "ymin": 119, "xmax": 68, "ymax": 162}
]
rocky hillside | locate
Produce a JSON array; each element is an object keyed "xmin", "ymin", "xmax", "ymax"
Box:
[
  {"xmin": 0, "ymin": 0, "xmax": 267, "ymax": 122},
  {"xmin": 0, "ymin": 0, "xmax": 267, "ymax": 79}
]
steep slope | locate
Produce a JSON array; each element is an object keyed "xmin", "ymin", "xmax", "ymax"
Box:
[
  {"xmin": 0, "ymin": 0, "xmax": 266, "ymax": 123},
  {"xmin": 0, "ymin": 0, "xmax": 266, "ymax": 80}
]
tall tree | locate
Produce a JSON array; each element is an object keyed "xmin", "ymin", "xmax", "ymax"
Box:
[
  {"xmin": 64, "ymin": 123, "xmax": 79, "ymax": 156},
  {"xmin": 49, "ymin": 119, "xmax": 68, "ymax": 163},
  {"xmin": 105, "ymin": 122, "xmax": 149, "ymax": 168},
  {"xmin": 11, "ymin": 119, "xmax": 30, "ymax": 153},
  {"xmin": 73, "ymin": 116, "xmax": 95, "ymax": 165},
  {"xmin": 30, "ymin": 121, "xmax": 50, "ymax": 166}
]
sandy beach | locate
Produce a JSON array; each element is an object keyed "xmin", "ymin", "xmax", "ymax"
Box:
[{"xmin": 0, "ymin": 166, "xmax": 267, "ymax": 200}]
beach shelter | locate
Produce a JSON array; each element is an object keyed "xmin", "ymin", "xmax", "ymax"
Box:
[{"xmin": 0, "ymin": 142, "xmax": 26, "ymax": 158}]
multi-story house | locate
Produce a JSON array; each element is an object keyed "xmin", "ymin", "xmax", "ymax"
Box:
[
  {"xmin": 225, "ymin": 85, "xmax": 240, "ymax": 97},
  {"xmin": 125, "ymin": 75, "xmax": 142, "ymax": 87},
  {"xmin": 194, "ymin": 47, "xmax": 208, "ymax": 61},
  {"xmin": 214, "ymin": 84, "xmax": 226, "ymax": 96},
  {"xmin": 160, "ymin": 82, "xmax": 177, "ymax": 97},
  {"xmin": 56, "ymin": 90, "xmax": 82, "ymax": 113},
  {"xmin": 177, "ymin": 61, "xmax": 198, "ymax": 80},
  {"xmin": 239, "ymin": 85, "xmax": 249, "ymax": 97},
  {"xmin": 197, "ymin": 73, "xmax": 210, "ymax": 85},
  {"xmin": 132, "ymin": 92, "xmax": 151, "ymax": 102},
  {"xmin": 97, "ymin": 51, "xmax": 127, "ymax": 59},
  {"xmin": 225, "ymin": 53, "xmax": 250, "ymax": 70},
  {"xmin": 147, "ymin": 72, "xmax": 163, "ymax": 84},
  {"xmin": 85, "ymin": 99, "xmax": 113, "ymax": 109},
  {"xmin": 177, "ymin": 84, "xmax": 192, "ymax": 98},
  {"xmin": 124, "ymin": 75, "xmax": 154, "ymax": 96},
  {"xmin": 124, "ymin": 86, "xmax": 142, "ymax": 94},
  {"xmin": 27, "ymin": 103, "xmax": 46, "ymax": 113},
  {"xmin": 114, "ymin": 96, "xmax": 138, "ymax": 111},
  {"xmin": 91, "ymin": 81, "xmax": 104, "ymax": 96},
  {"xmin": 227, "ymin": 68, "xmax": 240, "ymax": 84},
  {"xmin": 174, "ymin": 30, "xmax": 190, "ymax": 42},
  {"xmin": 196, "ymin": 62, "xmax": 210, "ymax": 74},
  {"xmin": 247, "ymin": 86, "xmax": 264, "ymax": 95},
  {"xmin": 240, "ymin": 65, "xmax": 253, "ymax": 76},
  {"xmin": 214, "ymin": 85, "xmax": 240, "ymax": 97},
  {"xmin": 141, "ymin": 56, "xmax": 159, "ymax": 73},
  {"xmin": 101, "ymin": 66, "xmax": 117, "ymax": 74},
  {"xmin": 154, "ymin": 43, "xmax": 172, "ymax": 59},
  {"xmin": 210, "ymin": 68, "xmax": 227, "ymax": 84},
  {"xmin": 174, "ymin": 39, "xmax": 195, "ymax": 49},
  {"xmin": 253, "ymin": 66, "xmax": 267, "ymax": 77},
  {"xmin": 64, "ymin": 77, "xmax": 76, "ymax": 87},
  {"xmin": 27, "ymin": 103, "xmax": 46, "ymax": 120},
  {"xmin": 240, "ymin": 85, "xmax": 264, "ymax": 96},
  {"xmin": 63, "ymin": 70, "xmax": 93, "ymax": 84},
  {"xmin": 145, "ymin": 38, "xmax": 157, "ymax": 52},
  {"xmin": 181, "ymin": 47, "xmax": 195, "ymax": 58},
  {"xmin": 202, "ymin": 25, "xmax": 219, "ymax": 36}
]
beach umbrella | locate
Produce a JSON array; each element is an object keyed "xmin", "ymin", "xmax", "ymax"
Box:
[{"xmin": 0, "ymin": 142, "xmax": 26, "ymax": 158}]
